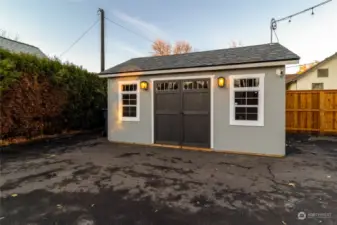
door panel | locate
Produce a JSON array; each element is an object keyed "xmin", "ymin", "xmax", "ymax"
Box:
[
  {"xmin": 182, "ymin": 115, "xmax": 210, "ymax": 147},
  {"xmin": 155, "ymin": 114, "xmax": 181, "ymax": 145},
  {"xmin": 154, "ymin": 81, "xmax": 181, "ymax": 145}
]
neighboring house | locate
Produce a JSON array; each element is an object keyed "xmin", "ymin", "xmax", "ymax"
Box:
[
  {"xmin": 286, "ymin": 52, "xmax": 337, "ymax": 90},
  {"xmin": 0, "ymin": 36, "xmax": 46, "ymax": 58},
  {"xmin": 99, "ymin": 43, "xmax": 299, "ymax": 157}
]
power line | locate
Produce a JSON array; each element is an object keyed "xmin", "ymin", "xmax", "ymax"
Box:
[
  {"xmin": 270, "ymin": 0, "xmax": 332, "ymax": 43},
  {"xmin": 60, "ymin": 19, "xmax": 99, "ymax": 57},
  {"xmin": 104, "ymin": 16, "xmax": 154, "ymax": 43}
]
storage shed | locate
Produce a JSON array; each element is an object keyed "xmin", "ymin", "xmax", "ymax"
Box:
[{"xmin": 99, "ymin": 43, "xmax": 300, "ymax": 157}]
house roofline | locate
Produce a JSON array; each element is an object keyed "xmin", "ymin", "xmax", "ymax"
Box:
[
  {"xmin": 0, "ymin": 36, "xmax": 47, "ymax": 57},
  {"xmin": 287, "ymin": 52, "xmax": 337, "ymax": 84},
  {"xmin": 98, "ymin": 59, "xmax": 299, "ymax": 78}
]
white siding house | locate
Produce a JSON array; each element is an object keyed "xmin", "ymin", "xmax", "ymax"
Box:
[{"xmin": 287, "ymin": 53, "xmax": 337, "ymax": 90}]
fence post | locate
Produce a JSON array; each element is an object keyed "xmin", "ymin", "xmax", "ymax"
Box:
[{"xmin": 319, "ymin": 91, "xmax": 325, "ymax": 134}]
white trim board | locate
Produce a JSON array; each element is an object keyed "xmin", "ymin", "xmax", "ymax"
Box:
[
  {"xmin": 151, "ymin": 75, "xmax": 215, "ymax": 149},
  {"xmin": 118, "ymin": 80, "xmax": 140, "ymax": 122},
  {"xmin": 229, "ymin": 73, "xmax": 265, "ymax": 126},
  {"xmin": 99, "ymin": 60, "xmax": 298, "ymax": 78}
]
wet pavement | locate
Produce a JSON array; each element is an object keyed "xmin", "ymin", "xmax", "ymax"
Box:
[{"xmin": 0, "ymin": 133, "xmax": 336, "ymax": 225}]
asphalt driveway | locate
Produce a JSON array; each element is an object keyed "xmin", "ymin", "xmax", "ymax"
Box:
[{"xmin": 0, "ymin": 133, "xmax": 336, "ymax": 225}]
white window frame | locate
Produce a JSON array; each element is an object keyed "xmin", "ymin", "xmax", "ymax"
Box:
[
  {"xmin": 229, "ymin": 73, "xmax": 265, "ymax": 126},
  {"xmin": 118, "ymin": 80, "xmax": 140, "ymax": 121}
]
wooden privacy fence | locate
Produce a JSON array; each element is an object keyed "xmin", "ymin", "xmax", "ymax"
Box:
[{"xmin": 286, "ymin": 90, "xmax": 337, "ymax": 134}]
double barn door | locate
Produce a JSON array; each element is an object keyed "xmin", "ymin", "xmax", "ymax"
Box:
[{"xmin": 154, "ymin": 78, "xmax": 211, "ymax": 148}]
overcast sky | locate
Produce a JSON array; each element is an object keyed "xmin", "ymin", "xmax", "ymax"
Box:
[{"xmin": 1, "ymin": 0, "xmax": 336, "ymax": 73}]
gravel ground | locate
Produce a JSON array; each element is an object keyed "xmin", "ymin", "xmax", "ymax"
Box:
[{"xmin": 0, "ymin": 133, "xmax": 336, "ymax": 225}]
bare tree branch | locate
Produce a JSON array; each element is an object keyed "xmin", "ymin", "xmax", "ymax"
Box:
[
  {"xmin": 152, "ymin": 39, "xmax": 171, "ymax": 56},
  {"xmin": 229, "ymin": 40, "xmax": 243, "ymax": 48},
  {"xmin": 173, "ymin": 41, "xmax": 192, "ymax": 54},
  {"xmin": 152, "ymin": 39, "xmax": 193, "ymax": 56}
]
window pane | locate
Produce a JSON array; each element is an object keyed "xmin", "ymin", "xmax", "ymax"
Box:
[
  {"xmin": 247, "ymin": 91, "xmax": 258, "ymax": 98},
  {"xmin": 122, "ymin": 84, "xmax": 138, "ymax": 92},
  {"xmin": 247, "ymin": 107, "xmax": 258, "ymax": 113},
  {"xmin": 130, "ymin": 94, "xmax": 137, "ymax": 100},
  {"xmin": 318, "ymin": 69, "xmax": 328, "ymax": 77},
  {"xmin": 234, "ymin": 79, "xmax": 240, "ymax": 87},
  {"xmin": 129, "ymin": 100, "xmax": 137, "ymax": 105},
  {"xmin": 247, "ymin": 114, "xmax": 258, "ymax": 121},
  {"xmin": 234, "ymin": 78, "xmax": 259, "ymax": 87},
  {"xmin": 123, "ymin": 106, "xmax": 137, "ymax": 117},
  {"xmin": 235, "ymin": 99, "xmax": 246, "ymax": 105},
  {"xmin": 235, "ymin": 113, "xmax": 246, "ymax": 120},
  {"xmin": 129, "ymin": 107, "xmax": 137, "ymax": 117},
  {"xmin": 312, "ymin": 83, "xmax": 324, "ymax": 90},
  {"xmin": 235, "ymin": 107, "xmax": 246, "ymax": 113},
  {"xmin": 235, "ymin": 91, "xmax": 246, "ymax": 98},
  {"xmin": 122, "ymin": 94, "xmax": 130, "ymax": 100},
  {"xmin": 122, "ymin": 106, "xmax": 129, "ymax": 117},
  {"xmin": 247, "ymin": 99, "xmax": 258, "ymax": 105},
  {"xmin": 247, "ymin": 78, "xmax": 259, "ymax": 87},
  {"xmin": 183, "ymin": 80, "xmax": 209, "ymax": 90}
]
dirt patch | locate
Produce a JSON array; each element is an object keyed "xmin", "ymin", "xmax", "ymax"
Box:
[
  {"xmin": 142, "ymin": 163, "xmax": 193, "ymax": 174},
  {"xmin": 0, "ymin": 168, "xmax": 62, "ymax": 191},
  {"xmin": 218, "ymin": 162, "xmax": 252, "ymax": 169},
  {"xmin": 116, "ymin": 152, "xmax": 140, "ymax": 158},
  {"xmin": 191, "ymin": 195, "xmax": 215, "ymax": 208}
]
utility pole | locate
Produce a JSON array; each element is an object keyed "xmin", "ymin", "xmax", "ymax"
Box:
[{"xmin": 98, "ymin": 8, "xmax": 105, "ymax": 72}]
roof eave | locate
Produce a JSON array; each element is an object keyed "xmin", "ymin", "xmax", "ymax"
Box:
[{"xmin": 98, "ymin": 59, "xmax": 299, "ymax": 78}]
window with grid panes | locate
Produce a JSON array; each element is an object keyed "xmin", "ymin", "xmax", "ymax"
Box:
[
  {"xmin": 229, "ymin": 74, "xmax": 265, "ymax": 126},
  {"xmin": 119, "ymin": 82, "xmax": 139, "ymax": 120}
]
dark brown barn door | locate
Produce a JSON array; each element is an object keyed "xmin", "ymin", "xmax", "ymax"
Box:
[
  {"xmin": 154, "ymin": 81, "xmax": 181, "ymax": 145},
  {"xmin": 154, "ymin": 79, "xmax": 210, "ymax": 148}
]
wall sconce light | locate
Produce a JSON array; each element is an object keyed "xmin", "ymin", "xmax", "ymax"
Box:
[
  {"xmin": 140, "ymin": 81, "xmax": 148, "ymax": 90},
  {"xmin": 217, "ymin": 77, "xmax": 225, "ymax": 88}
]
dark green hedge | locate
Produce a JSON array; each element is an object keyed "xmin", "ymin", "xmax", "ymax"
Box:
[{"xmin": 0, "ymin": 48, "xmax": 106, "ymax": 139}]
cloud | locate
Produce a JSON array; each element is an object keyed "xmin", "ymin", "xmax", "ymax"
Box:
[
  {"xmin": 112, "ymin": 10, "xmax": 168, "ymax": 40},
  {"xmin": 119, "ymin": 45, "xmax": 146, "ymax": 57}
]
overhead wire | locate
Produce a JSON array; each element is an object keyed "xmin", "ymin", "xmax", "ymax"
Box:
[
  {"xmin": 60, "ymin": 19, "xmax": 99, "ymax": 57},
  {"xmin": 270, "ymin": 0, "xmax": 332, "ymax": 43},
  {"xmin": 104, "ymin": 16, "xmax": 154, "ymax": 43},
  {"xmin": 275, "ymin": 0, "xmax": 332, "ymax": 23}
]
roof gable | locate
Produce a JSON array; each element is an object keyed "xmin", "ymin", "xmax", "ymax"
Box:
[
  {"xmin": 101, "ymin": 43, "xmax": 299, "ymax": 76},
  {"xmin": 0, "ymin": 37, "xmax": 46, "ymax": 58},
  {"xmin": 286, "ymin": 52, "xmax": 337, "ymax": 84}
]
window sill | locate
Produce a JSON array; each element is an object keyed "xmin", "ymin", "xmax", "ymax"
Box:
[
  {"xmin": 121, "ymin": 117, "xmax": 140, "ymax": 122},
  {"xmin": 230, "ymin": 120, "xmax": 264, "ymax": 127}
]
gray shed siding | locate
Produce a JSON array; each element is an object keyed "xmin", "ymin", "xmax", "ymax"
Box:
[{"xmin": 107, "ymin": 66, "xmax": 285, "ymax": 156}]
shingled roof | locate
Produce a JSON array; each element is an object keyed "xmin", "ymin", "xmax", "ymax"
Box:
[
  {"xmin": 100, "ymin": 43, "xmax": 299, "ymax": 76},
  {"xmin": 0, "ymin": 37, "xmax": 46, "ymax": 58}
]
